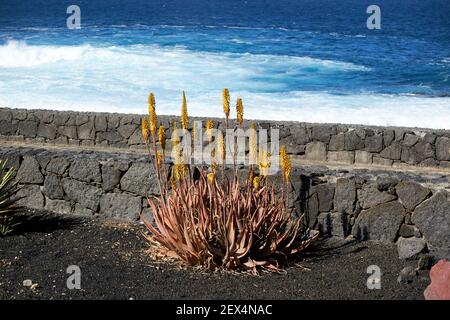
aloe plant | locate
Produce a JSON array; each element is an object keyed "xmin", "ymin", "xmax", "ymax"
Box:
[
  {"xmin": 0, "ymin": 160, "xmax": 21, "ymax": 236},
  {"xmin": 140, "ymin": 90, "xmax": 317, "ymax": 273}
]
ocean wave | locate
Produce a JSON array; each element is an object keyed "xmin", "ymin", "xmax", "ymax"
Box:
[
  {"xmin": 0, "ymin": 40, "xmax": 91, "ymax": 67},
  {"xmin": 1, "ymin": 91, "xmax": 449, "ymax": 129},
  {"xmin": 230, "ymin": 38, "xmax": 254, "ymax": 45},
  {"xmin": 1, "ymin": 41, "xmax": 448, "ymax": 129},
  {"xmin": 0, "ymin": 40, "xmax": 369, "ymax": 72}
]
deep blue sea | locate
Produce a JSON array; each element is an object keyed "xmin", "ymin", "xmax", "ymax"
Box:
[{"xmin": 0, "ymin": 0, "xmax": 449, "ymax": 128}]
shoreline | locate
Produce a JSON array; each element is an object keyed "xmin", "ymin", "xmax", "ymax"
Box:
[{"xmin": 2, "ymin": 106, "xmax": 450, "ymax": 133}]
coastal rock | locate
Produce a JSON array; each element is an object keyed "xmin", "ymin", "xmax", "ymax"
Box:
[
  {"xmin": 2, "ymin": 152, "xmax": 22, "ymax": 169},
  {"xmin": 99, "ymin": 192, "xmax": 142, "ymax": 221},
  {"xmin": 43, "ymin": 174, "xmax": 64, "ymax": 200},
  {"xmin": 397, "ymin": 266, "xmax": 417, "ymax": 284},
  {"xmin": 58, "ymin": 126, "xmax": 78, "ymax": 139},
  {"xmin": 365, "ymin": 134, "xmax": 383, "ymax": 152},
  {"xmin": 78, "ymin": 120, "xmax": 95, "ymax": 140},
  {"xmin": 0, "ymin": 109, "xmax": 12, "ymax": 122},
  {"xmin": 75, "ymin": 114, "xmax": 89, "ymax": 126},
  {"xmin": 18, "ymin": 121, "xmax": 38, "ymax": 138},
  {"xmin": 0, "ymin": 121, "xmax": 18, "ymax": 135},
  {"xmin": 62, "ymin": 178, "xmax": 102, "ymax": 211},
  {"xmin": 344, "ymin": 130, "xmax": 365, "ymax": 151},
  {"xmin": 107, "ymin": 116, "xmax": 121, "ymax": 130},
  {"xmin": 436, "ymin": 137, "xmax": 450, "ymax": 161},
  {"xmin": 94, "ymin": 116, "xmax": 108, "ymax": 132},
  {"xmin": 397, "ymin": 237, "xmax": 427, "ymax": 259},
  {"xmin": 317, "ymin": 212, "xmax": 331, "ymax": 235},
  {"xmin": 334, "ymin": 178, "xmax": 356, "ymax": 215},
  {"xmin": 73, "ymin": 203, "xmax": 94, "ymax": 216},
  {"xmin": 398, "ymin": 224, "xmax": 421, "ymax": 238},
  {"xmin": 305, "ymin": 193, "xmax": 319, "ymax": 228},
  {"xmin": 101, "ymin": 164, "xmax": 122, "ymax": 192},
  {"xmin": 315, "ymin": 183, "xmax": 334, "ymax": 212},
  {"xmin": 53, "ymin": 113, "xmax": 70, "ymax": 126},
  {"xmin": 327, "ymin": 151, "xmax": 354, "ymax": 164},
  {"xmin": 128, "ymin": 128, "xmax": 144, "ymax": 145},
  {"xmin": 383, "ymin": 129, "xmax": 395, "ymax": 147},
  {"xmin": 357, "ymin": 182, "xmax": 397, "ymax": 209},
  {"xmin": 117, "ymin": 124, "xmax": 137, "ymax": 139},
  {"xmin": 380, "ymin": 142, "xmax": 402, "ymax": 160},
  {"xmin": 305, "ymin": 142, "xmax": 327, "ymax": 161},
  {"xmin": 284, "ymin": 137, "xmax": 305, "ymax": 155},
  {"xmin": 403, "ymin": 133, "xmax": 419, "ymax": 147},
  {"xmin": 37, "ymin": 123, "xmax": 57, "ymax": 140},
  {"xmin": 328, "ymin": 133, "xmax": 345, "ymax": 151},
  {"xmin": 35, "ymin": 110, "xmax": 54, "ymax": 123},
  {"xmin": 423, "ymin": 133, "xmax": 437, "ymax": 144},
  {"xmin": 15, "ymin": 185, "xmax": 44, "ymax": 210},
  {"xmin": 412, "ymin": 191, "xmax": 450, "ymax": 248},
  {"xmin": 16, "ymin": 156, "xmax": 44, "ymax": 184},
  {"xmin": 46, "ymin": 157, "xmax": 70, "ymax": 175},
  {"xmin": 395, "ymin": 181, "xmax": 430, "ymax": 211},
  {"xmin": 330, "ymin": 212, "xmax": 348, "ymax": 238},
  {"xmin": 311, "ymin": 125, "xmax": 335, "ymax": 143},
  {"xmin": 352, "ymin": 201, "xmax": 405, "ymax": 242},
  {"xmin": 372, "ymin": 157, "xmax": 393, "ymax": 166},
  {"xmin": 289, "ymin": 126, "xmax": 310, "ymax": 145},
  {"xmin": 120, "ymin": 162, "xmax": 159, "ymax": 196},
  {"xmin": 402, "ymin": 141, "xmax": 435, "ymax": 164},
  {"xmin": 97, "ymin": 131, "xmax": 123, "ymax": 143},
  {"xmin": 11, "ymin": 109, "xmax": 27, "ymax": 121},
  {"xmin": 69, "ymin": 158, "xmax": 102, "ymax": 183},
  {"xmin": 354, "ymin": 150, "xmax": 372, "ymax": 164},
  {"xmin": 45, "ymin": 198, "xmax": 72, "ymax": 215}
]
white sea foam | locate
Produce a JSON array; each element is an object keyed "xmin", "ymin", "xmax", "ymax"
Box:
[
  {"xmin": 0, "ymin": 40, "xmax": 90, "ymax": 67},
  {"xmin": 0, "ymin": 41, "xmax": 449, "ymax": 129}
]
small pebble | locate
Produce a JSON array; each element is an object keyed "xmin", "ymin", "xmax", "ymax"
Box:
[
  {"xmin": 397, "ymin": 266, "xmax": 417, "ymax": 284},
  {"xmin": 22, "ymin": 279, "xmax": 33, "ymax": 287}
]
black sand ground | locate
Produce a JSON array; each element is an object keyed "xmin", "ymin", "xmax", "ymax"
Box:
[{"xmin": 0, "ymin": 210, "xmax": 429, "ymax": 300}]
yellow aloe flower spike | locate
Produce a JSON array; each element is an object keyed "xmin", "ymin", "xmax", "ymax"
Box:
[
  {"xmin": 222, "ymin": 88, "xmax": 230, "ymax": 121},
  {"xmin": 280, "ymin": 146, "xmax": 291, "ymax": 182},
  {"xmin": 158, "ymin": 125, "xmax": 166, "ymax": 149},
  {"xmin": 206, "ymin": 120, "xmax": 214, "ymax": 143},
  {"xmin": 258, "ymin": 148, "xmax": 271, "ymax": 177},
  {"xmin": 156, "ymin": 151, "xmax": 164, "ymax": 167},
  {"xmin": 148, "ymin": 93, "xmax": 157, "ymax": 135},
  {"xmin": 253, "ymin": 176, "xmax": 260, "ymax": 190},
  {"xmin": 236, "ymin": 98, "xmax": 243, "ymax": 126},
  {"xmin": 181, "ymin": 91, "xmax": 188, "ymax": 130},
  {"xmin": 141, "ymin": 118, "xmax": 150, "ymax": 142}
]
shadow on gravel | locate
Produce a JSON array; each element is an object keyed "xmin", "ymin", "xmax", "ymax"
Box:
[
  {"xmin": 12, "ymin": 212, "xmax": 83, "ymax": 235},
  {"xmin": 302, "ymin": 237, "xmax": 368, "ymax": 261}
]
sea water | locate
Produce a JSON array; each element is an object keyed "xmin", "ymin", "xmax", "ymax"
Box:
[{"xmin": 0, "ymin": 0, "xmax": 449, "ymax": 128}]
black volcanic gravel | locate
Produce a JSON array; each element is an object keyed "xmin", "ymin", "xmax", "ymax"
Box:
[{"xmin": 0, "ymin": 211, "xmax": 430, "ymax": 300}]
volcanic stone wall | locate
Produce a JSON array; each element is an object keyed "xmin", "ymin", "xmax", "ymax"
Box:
[
  {"xmin": 0, "ymin": 107, "xmax": 449, "ymax": 259},
  {"xmin": 0, "ymin": 145, "xmax": 449, "ymax": 259},
  {"xmin": 1, "ymin": 107, "xmax": 449, "ymax": 169}
]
